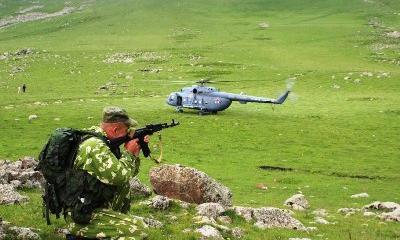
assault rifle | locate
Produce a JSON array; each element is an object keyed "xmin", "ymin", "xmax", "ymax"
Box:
[{"xmin": 129, "ymin": 119, "xmax": 180, "ymax": 158}]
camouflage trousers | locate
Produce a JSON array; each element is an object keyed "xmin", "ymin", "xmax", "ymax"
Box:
[{"xmin": 67, "ymin": 208, "xmax": 148, "ymax": 240}]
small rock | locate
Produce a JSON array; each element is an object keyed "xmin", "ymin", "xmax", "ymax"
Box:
[
  {"xmin": 147, "ymin": 195, "xmax": 171, "ymax": 210},
  {"xmin": 351, "ymin": 193, "xmax": 369, "ymax": 198},
  {"xmin": 196, "ymin": 203, "xmax": 226, "ymax": 219},
  {"xmin": 217, "ymin": 216, "xmax": 232, "ymax": 225},
  {"xmin": 337, "ymin": 208, "xmax": 360, "ymax": 215},
  {"xmin": 284, "ymin": 194, "xmax": 309, "ymax": 211},
  {"xmin": 193, "ymin": 215, "xmax": 217, "ymax": 225},
  {"xmin": 386, "ymin": 31, "xmax": 400, "ymax": 38},
  {"xmin": 231, "ymin": 227, "xmax": 244, "ymax": 238},
  {"xmin": 8, "ymin": 226, "xmax": 40, "ymax": 239},
  {"xmin": 0, "ymin": 184, "xmax": 29, "ymax": 204},
  {"xmin": 314, "ymin": 217, "xmax": 330, "ymax": 225},
  {"xmin": 28, "ymin": 115, "xmax": 38, "ymax": 122},
  {"xmin": 312, "ymin": 209, "xmax": 328, "ymax": 217},
  {"xmin": 196, "ymin": 225, "xmax": 223, "ymax": 239},
  {"xmin": 182, "ymin": 228, "xmax": 192, "ymax": 233},
  {"xmin": 129, "ymin": 177, "xmax": 152, "ymax": 198},
  {"xmin": 253, "ymin": 207, "xmax": 306, "ymax": 230},
  {"xmin": 363, "ymin": 201, "xmax": 400, "ymax": 212},
  {"xmin": 380, "ymin": 208, "xmax": 400, "ymax": 222},
  {"xmin": 363, "ymin": 211, "xmax": 376, "ymax": 217},
  {"xmin": 258, "ymin": 22, "xmax": 270, "ymax": 28},
  {"xmin": 233, "ymin": 206, "xmax": 253, "ymax": 222},
  {"xmin": 134, "ymin": 216, "xmax": 163, "ymax": 228},
  {"xmin": 306, "ymin": 226, "xmax": 318, "ymax": 231}
]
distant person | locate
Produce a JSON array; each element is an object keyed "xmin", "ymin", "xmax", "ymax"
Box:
[
  {"xmin": 22, "ymin": 84, "xmax": 26, "ymax": 93},
  {"xmin": 17, "ymin": 86, "xmax": 21, "ymax": 94}
]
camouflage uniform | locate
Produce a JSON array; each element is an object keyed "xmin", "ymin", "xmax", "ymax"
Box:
[{"xmin": 67, "ymin": 126, "xmax": 147, "ymax": 240}]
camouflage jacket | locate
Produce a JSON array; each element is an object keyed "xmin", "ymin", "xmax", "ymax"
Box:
[{"xmin": 74, "ymin": 126, "xmax": 140, "ymax": 212}]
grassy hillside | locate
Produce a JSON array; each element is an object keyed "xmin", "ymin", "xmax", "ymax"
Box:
[{"xmin": 0, "ymin": 0, "xmax": 399, "ymax": 239}]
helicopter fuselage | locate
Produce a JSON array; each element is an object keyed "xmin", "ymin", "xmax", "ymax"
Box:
[{"xmin": 166, "ymin": 84, "xmax": 290, "ymax": 114}]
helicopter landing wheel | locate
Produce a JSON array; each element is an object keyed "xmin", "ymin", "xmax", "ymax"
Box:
[
  {"xmin": 176, "ymin": 108, "xmax": 183, "ymax": 113},
  {"xmin": 198, "ymin": 110, "xmax": 206, "ymax": 115},
  {"xmin": 211, "ymin": 111, "xmax": 218, "ymax": 115}
]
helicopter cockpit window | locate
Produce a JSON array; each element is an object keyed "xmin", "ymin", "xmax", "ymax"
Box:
[{"xmin": 193, "ymin": 88, "xmax": 198, "ymax": 94}]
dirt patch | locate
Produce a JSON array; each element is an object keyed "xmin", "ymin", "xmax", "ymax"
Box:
[
  {"xmin": 0, "ymin": 7, "xmax": 75, "ymax": 29},
  {"xmin": 259, "ymin": 165, "xmax": 293, "ymax": 171},
  {"xmin": 17, "ymin": 5, "xmax": 44, "ymax": 14},
  {"xmin": 259, "ymin": 166, "xmax": 385, "ymax": 180}
]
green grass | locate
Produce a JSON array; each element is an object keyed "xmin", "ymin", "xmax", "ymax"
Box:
[{"xmin": 0, "ymin": 0, "xmax": 399, "ymax": 239}]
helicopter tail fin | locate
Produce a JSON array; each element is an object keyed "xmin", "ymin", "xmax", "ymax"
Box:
[{"xmin": 274, "ymin": 90, "xmax": 290, "ymax": 104}]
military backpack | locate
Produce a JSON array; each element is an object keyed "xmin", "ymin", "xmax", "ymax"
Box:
[{"xmin": 36, "ymin": 128, "xmax": 118, "ymax": 225}]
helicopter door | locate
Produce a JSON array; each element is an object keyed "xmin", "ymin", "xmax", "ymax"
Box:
[{"xmin": 177, "ymin": 96, "xmax": 182, "ymax": 106}]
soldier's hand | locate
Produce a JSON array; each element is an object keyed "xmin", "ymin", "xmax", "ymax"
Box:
[
  {"xmin": 144, "ymin": 135, "xmax": 150, "ymax": 143},
  {"xmin": 124, "ymin": 139, "xmax": 141, "ymax": 157}
]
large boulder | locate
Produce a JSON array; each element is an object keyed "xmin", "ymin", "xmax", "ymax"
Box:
[{"xmin": 150, "ymin": 164, "xmax": 232, "ymax": 206}]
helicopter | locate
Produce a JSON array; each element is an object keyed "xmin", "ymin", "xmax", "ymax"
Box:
[{"xmin": 166, "ymin": 80, "xmax": 291, "ymax": 115}]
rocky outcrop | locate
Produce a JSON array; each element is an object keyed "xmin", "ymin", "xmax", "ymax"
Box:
[
  {"xmin": 150, "ymin": 164, "xmax": 232, "ymax": 206},
  {"xmin": 0, "ymin": 157, "xmax": 44, "ymax": 189},
  {"xmin": 0, "ymin": 184, "xmax": 29, "ymax": 205}
]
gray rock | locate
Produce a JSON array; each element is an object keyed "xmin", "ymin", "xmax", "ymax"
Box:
[
  {"xmin": 314, "ymin": 217, "xmax": 330, "ymax": 224},
  {"xmin": 253, "ymin": 207, "xmax": 306, "ymax": 230},
  {"xmin": 231, "ymin": 227, "xmax": 244, "ymax": 238},
  {"xmin": 337, "ymin": 208, "xmax": 360, "ymax": 215},
  {"xmin": 193, "ymin": 215, "xmax": 217, "ymax": 225},
  {"xmin": 0, "ymin": 184, "xmax": 29, "ymax": 204},
  {"xmin": 363, "ymin": 201, "xmax": 400, "ymax": 212},
  {"xmin": 312, "ymin": 209, "xmax": 328, "ymax": 217},
  {"xmin": 380, "ymin": 208, "xmax": 400, "ymax": 222},
  {"xmin": 363, "ymin": 211, "xmax": 377, "ymax": 217},
  {"xmin": 196, "ymin": 225, "xmax": 223, "ymax": 239},
  {"xmin": 0, "ymin": 220, "xmax": 40, "ymax": 239},
  {"xmin": 196, "ymin": 203, "xmax": 226, "ymax": 219},
  {"xmin": 131, "ymin": 215, "xmax": 163, "ymax": 228},
  {"xmin": 284, "ymin": 194, "xmax": 309, "ymax": 211},
  {"xmin": 351, "ymin": 193, "xmax": 369, "ymax": 198},
  {"xmin": 217, "ymin": 216, "xmax": 232, "ymax": 225},
  {"xmin": 150, "ymin": 164, "xmax": 232, "ymax": 206},
  {"xmin": 0, "ymin": 157, "xmax": 44, "ymax": 189},
  {"xmin": 147, "ymin": 195, "xmax": 171, "ymax": 210},
  {"xmin": 129, "ymin": 177, "xmax": 152, "ymax": 198},
  {"xmin": 232, "ymin": 206, "xmax": 253, "ymax": 222}
]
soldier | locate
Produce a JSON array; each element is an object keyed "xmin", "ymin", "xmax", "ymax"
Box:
[{"xmin": 66, "ymin": 106, "xmax": 150, "ymax": 240}]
